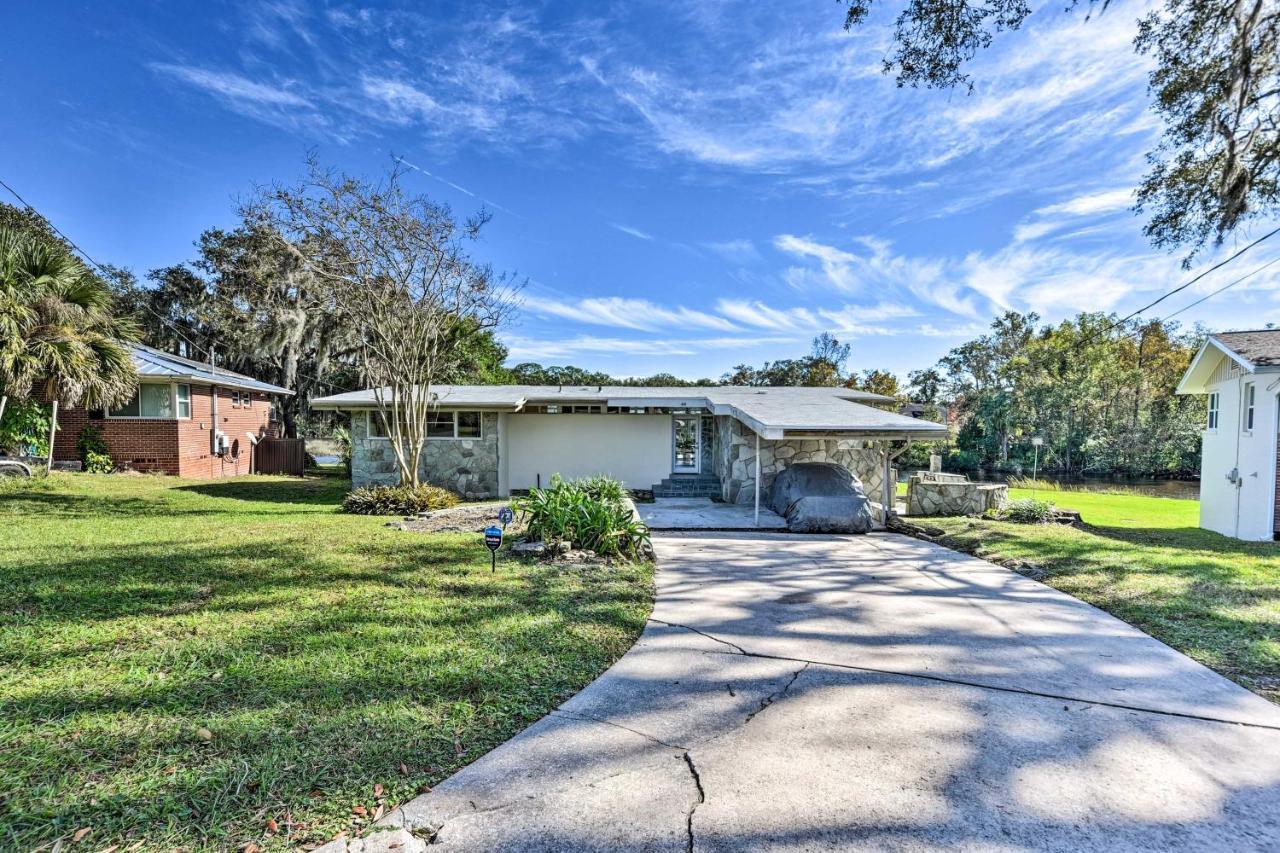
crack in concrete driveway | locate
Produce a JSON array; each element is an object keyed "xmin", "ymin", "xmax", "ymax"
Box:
[{"xmin": 321, "ymin": 532, "xmax": 1280, "ymax": 852}]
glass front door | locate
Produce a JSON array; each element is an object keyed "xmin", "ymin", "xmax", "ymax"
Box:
[{"xmin": 673, "ymin": 416, "xmax": 701, "ymax": 473}]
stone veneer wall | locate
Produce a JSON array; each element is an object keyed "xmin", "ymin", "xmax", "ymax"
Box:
[
  {"xmin": 350, "ymin": 411, "xmax": 500, "ymax": 498},
  {"xmin": 712, "ymin": 416, "xmax": 885, "ymax": 505},
  {"xmin": 906, "ymin": 476, "xmax": 1008, "ymax": 516}
]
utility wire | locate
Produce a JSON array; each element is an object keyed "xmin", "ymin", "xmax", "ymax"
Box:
[
  {"xmin": 0, "ymin": 177, "xmax": 348, "ymax": 393},
  {"xmin": 1159, "ymin": 255, "xmax": 1280, "ymax": 324}
]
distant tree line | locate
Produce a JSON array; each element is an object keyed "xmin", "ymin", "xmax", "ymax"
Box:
[{"xmin": 914, "ymin": 312, "xmax": 1207, "ymax": 477}]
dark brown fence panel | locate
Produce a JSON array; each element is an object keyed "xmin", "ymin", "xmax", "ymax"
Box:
[{"xmin": 256, "ymin": 438, "xmax": 306, "ymax": 475}]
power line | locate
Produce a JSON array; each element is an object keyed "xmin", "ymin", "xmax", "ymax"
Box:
[
  {"xmin": 0, "ymin": 176, "xmax": 214, "ymax": 365},
  {"xmin": 1, "ymin": 178, "xmax": 349, "ymax": 393},
  {"xmin": 1111, "ymin": 225, "xmax": 1280, "ymax": 331},
  {"xmin": 1160, "ymin": 255, "xmax": 1280, "ymax": 324}
]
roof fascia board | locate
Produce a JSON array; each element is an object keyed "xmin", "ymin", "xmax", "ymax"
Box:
[{"xmin": 1176, "ymin": 338, "xmax": 1256, "ymax": 395}]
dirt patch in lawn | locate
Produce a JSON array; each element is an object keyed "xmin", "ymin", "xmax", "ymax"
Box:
[{"xmin": 390, "ymin": 501, "xmax": 526, "ymax": 535}]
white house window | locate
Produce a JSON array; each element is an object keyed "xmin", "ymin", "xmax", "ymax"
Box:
[
  {"xmin": 457, "ymin": 412, "xmax": 482, "ymax": 437},
  {"xmin": 427, "ymin": 412, "xmax": 455, "ymax": 438},
  {"xmin": 367, "ymin": 410, "xmax": 483, "ymax": 440},
  {"xmin": 367, "ymin": 410, "xmax": 390, "ymax": 438},
  {"xmin": 242, "ymin": 392, "xmax": 252, "ymax": 409},
  {"xmin": 1207, "ymin": 392, "xmax": 1219, "ymax": 431},
  {"xmin": 1243, "ymin": 383, "xmax": 1255, "ymax": 432},
  {"xmin": 176, "ymin": 384, "xmax": 191, "ymax": 419},
  {"xmin": 109, "ymin": 383, "xmax": 177, "ymax": 418}
]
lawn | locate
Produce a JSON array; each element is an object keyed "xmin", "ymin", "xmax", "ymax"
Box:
[
  {"xmin": 0, "ymin": 472, "xmax": 653, "ymax": 851},
  {"xmin": 919, "ymin": 486, "xmax": 1279, "ymax": 704}
]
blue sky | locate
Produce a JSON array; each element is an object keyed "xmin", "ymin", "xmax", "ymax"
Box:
[{"xmin": 4, "ymin": 1, "xmax": 1277, "ymax": 380}]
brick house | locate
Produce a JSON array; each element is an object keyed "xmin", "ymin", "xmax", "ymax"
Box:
[{"xmin": 52, "ymin": 345, "xmax": 293, "ymax": 477}]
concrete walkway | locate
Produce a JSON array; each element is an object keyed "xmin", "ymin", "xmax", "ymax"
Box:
[
  {"xmin": 328, "ymin": 533, "xmax": 1280, "ymax": 852},
  {"xmin": 639, "ymin": 497, "xmax": 788, "ymax": 530}
]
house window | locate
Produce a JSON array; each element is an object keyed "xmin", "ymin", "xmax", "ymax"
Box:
[
  {"xmin": 1207, "ymin": 392, "xmax": 1219, "ymax": 431},
  {"xmin": 109, "ymin": 383, "xmax": 175, "ymax": 418},
  {"xmin": 176, "ymin": 384, "xmax": 191, "ymax": 419},
  {"xmin": 242, "ymin": 392, "xmax": 252, "ymax": 409},
  {"xmin": 457, "ymin": 412, "xmax": 482, "ymax": 437},
  {"xmin": 366, "ymin": 410, "xmax": 483, "ymax": 439},
  {"xmin": 231, "ymin": 390, "xmax": 241, "ymax": 408},
  {"xmin": 427, "ymin": 412, "xmax": 456, "ymax": 438},
  {"xmin": 1243, "ymin": 383, "xmax": 1255, "ymax": 432}
]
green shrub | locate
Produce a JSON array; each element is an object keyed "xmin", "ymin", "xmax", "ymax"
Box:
[
  {"xmin": 571, "ymin": 474, "xmax": 628, "ymax": 506},
  {"xmin": 83, "ymin": 450, "xmax": 113, "ymax": 474},
  {"xmin": 342, "ymin": 483, "xmax": 460, "ymax": 515},
  {"xmin": 1002, "ymin": 498, "xmax": 1056, "ymax": 524},
  {"xmin": 515, "ymin": 475, "xmax": 650, "ymax": 560},
  {"xmin": 0, "ymin": 400, "xmax": 50, "ymax": 456},
  {"xmin": 333, "ymin": 426, "xmax": 352, "ymax": 476},
  {"xmin": 77, "ymin": 424, "xmax": 112, "ymax": 472}
]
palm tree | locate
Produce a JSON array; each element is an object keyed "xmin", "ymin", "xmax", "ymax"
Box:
[{"xmin": 0, "ymin": 228, "xmax": 138, "ymax": 409}]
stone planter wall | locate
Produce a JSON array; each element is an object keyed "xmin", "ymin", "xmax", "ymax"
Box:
[
  {"xmin": 712, "ymin": 416, "xmax": 885, "ymax": 505},
  {"xmin": 350, "ymin": 411, "xmax": 500, "ymax": 499},
  {"xmin": 906, "ymin": 476, "xmax": 1008, "ymax": 516}
]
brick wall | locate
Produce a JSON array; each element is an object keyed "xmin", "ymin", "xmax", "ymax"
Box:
[
  {"xmin": 53, "ymin": 384, "xmax": 278, "ymax": 478},
  {"xmin": 54, "ymin": 407, "xmax": 180, "ymax": 473},
  {"xmin": 178, "ymin": 386, "xmax": 277, "ymax": 478}
]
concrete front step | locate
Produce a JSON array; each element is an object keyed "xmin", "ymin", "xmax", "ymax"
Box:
[{"xmin": 652, "ymin": 475, "xmax": 721, "ymax": 498}]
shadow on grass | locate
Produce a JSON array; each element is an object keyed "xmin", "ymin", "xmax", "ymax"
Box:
[
  {"xmin": 0, "ymin": 529, "xmax": 653, "ymax": 849},
  {"xmin": 176, "ymin": 473, "xmax": 350, "ymax": 507}
]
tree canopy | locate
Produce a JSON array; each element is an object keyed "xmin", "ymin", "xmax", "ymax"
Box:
[
  {"xmin": 843, "ymin": 0, "xmax": 1280, "ymax": 263},
  {"xmin": 0, "ymin": 224, "xmax": 137, "ymax": 409},
  {"xmin": 927, "ymin": 311, "xmax": 1205, "ymax": 476}
]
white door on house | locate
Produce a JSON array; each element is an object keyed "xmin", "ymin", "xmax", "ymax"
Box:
[{"xmin": 673, "ymin": 415, "xmax": 701, "ymax": 473}]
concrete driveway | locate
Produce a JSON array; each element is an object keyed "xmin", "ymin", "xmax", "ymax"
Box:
[{"xmin": 332, "ymin": 532, "xmax": 1280, "ymax": 852}]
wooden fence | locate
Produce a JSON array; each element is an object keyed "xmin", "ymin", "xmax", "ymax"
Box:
[{"xmin": 255, "ymin": 438, "xmax": 306, "ymax": 476}]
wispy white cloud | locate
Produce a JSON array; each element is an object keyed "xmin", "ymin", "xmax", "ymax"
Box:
[
  {"xmin": 610, "ymin": 223, "xmax": 654, "ymax": 241},
  {"xmin": 502, "ymin": 333, "xmax": 794, "ymax": 361},
  {"xmin": 522, "ymin": 295, "xmax": 738, "ymax": 332},
  {"xmin": 1014, "ymin": 187, "xmax": 1136, "ymax": 242},
  {"xmin": 702, "ymin": 238, "xmax": 761, "ymax": 263},
  {"xmin": 150, "ymin": 63, "xmax": 312, "ymax": 107}
]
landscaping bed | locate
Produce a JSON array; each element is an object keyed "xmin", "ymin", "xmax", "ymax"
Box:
[
  {"xmin": 0, "ymin": 472, "xmax": 653, "ymax": 851},
  {"xmin": 912, "ymin": 488, "xmax": 1280, "ymax": 704}
]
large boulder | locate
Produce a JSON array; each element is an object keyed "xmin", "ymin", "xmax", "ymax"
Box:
[{"xmin": 768, "ymin": 462, "xmax": 875, "ymax": 533}]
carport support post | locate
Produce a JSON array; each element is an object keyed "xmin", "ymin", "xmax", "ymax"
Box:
[{"xmin": 753, "ymin": 433, "xmax": 761, "ymax": 527}]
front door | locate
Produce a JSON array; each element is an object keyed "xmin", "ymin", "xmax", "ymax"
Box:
[{"xmin": 672, "ymin": 415, "xmax": 701, "ymax": 473}]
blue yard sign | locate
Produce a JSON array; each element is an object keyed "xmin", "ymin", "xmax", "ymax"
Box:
[{"xmin": 483, "ymin": 525, "xmax": 503, "ymax": 572}]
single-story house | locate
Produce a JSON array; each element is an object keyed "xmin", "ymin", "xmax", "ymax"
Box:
[
  {"xmin": 311, "ymin": 384, "xmax": 948, "ymax": 517},
  {"xmin": 1177, "ymin": 329, "xmax": 1279, "ymax": 541},
  {"xmin": 52, "ymin": 345, "xmax": 293, "ymax": 477}
]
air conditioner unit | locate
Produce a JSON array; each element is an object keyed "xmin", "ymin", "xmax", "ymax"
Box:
[{"xmin": 213, "ymin": 430, "xmax": 230, "ymax": 456}]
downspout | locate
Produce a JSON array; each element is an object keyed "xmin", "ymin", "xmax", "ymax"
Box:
[
  {"xmin": 1269, "ymin": 377, "xmax": 1280, "ymax": 539},
  {"xmin": 754, "ymin": 432, "xmax": 761, "ymax": 527}
]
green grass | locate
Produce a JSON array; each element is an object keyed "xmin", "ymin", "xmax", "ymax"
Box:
[
  {"xmin": 920, "ymin": 488, "xmax": 1279, "ymax": 703},
  {"xmin": 0, "ymin": 473, "xmax": 653, "ymax": 851}
]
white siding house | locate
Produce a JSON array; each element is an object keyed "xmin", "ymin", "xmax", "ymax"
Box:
[{"xmin": 1176, "ymin": 330, "xmax": 1280, "ymax": 541}]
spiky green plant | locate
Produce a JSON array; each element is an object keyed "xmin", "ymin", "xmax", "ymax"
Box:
[{"xmin": 0, "ymin": 228, "xmax": 138, "ymax": 409}]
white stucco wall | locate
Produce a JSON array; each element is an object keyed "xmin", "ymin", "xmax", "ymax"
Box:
[
  {"xmin": 1198, "ymin": 361, "xmax": 1278, "ymax": 541},
  {"xmin": 502, "ymin": 413, "xmax": 673, "ymax": 492}
]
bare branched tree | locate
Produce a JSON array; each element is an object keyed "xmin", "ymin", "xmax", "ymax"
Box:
[{"xmin": 246, "ymin": 157, "xmax": 519, "ymax": 487}]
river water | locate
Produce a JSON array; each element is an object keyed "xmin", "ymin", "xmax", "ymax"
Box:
[{"xmin": 965, "ymin": 473, "xmax": 1200, "ymax": 500}]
